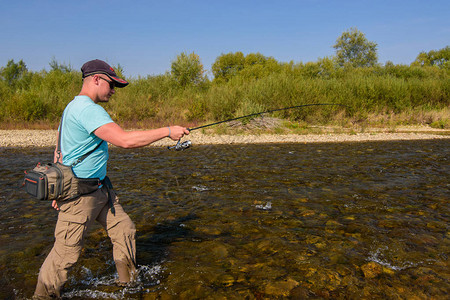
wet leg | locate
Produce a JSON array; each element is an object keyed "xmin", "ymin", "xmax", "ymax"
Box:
[{"xmin": 97, "ymin": 189, "xmax": 136, "ymax": 284}]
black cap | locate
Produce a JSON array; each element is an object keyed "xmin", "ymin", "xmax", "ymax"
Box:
[{"xmin": 81, "ymin": 59, "xmax": 129, "ymax": 88}]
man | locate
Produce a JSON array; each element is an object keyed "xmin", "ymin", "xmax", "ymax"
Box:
[{"xmin": 33, "ymin": 59, "xmax": 189, "ymax": 299}]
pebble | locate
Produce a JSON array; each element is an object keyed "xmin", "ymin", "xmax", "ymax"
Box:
[{"xmin": 0, "ymin": 129, "xmax": 448, "ymax": 147}]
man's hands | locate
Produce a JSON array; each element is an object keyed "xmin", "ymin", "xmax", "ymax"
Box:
[
  {"xmin": 52, "ymin": 200, "xmax": 60, "ymax": 211},
  {"xmin": 167, "ymin": 126, "xmax": 190, "ymax": 141}
]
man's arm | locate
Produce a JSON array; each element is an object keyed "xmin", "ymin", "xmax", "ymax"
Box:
[{"xmin": 94, "ymin": 122, "xmax": 189, "ymax": 148}]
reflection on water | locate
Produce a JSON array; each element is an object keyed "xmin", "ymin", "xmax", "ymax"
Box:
[{"xmin": 0, "ymin": 140, "xmax": 449, "ymax": 299}]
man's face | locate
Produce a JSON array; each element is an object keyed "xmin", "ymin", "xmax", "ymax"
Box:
[{"xmin": 95, "ymin": 75, "xmax": 115, "ymax": 102}]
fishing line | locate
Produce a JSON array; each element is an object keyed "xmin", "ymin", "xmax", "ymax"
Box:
[{"xmin": 168, "ymin": 103, "xmax": 348, "ymax": 150}]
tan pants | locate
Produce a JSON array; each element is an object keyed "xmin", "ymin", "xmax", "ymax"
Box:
[{"xmin": 33, "ymin": 186, "xmax": 136, "ymax": 299}]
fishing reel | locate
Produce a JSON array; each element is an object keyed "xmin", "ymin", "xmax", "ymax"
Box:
[{"xmin": 168, "ymin": 139, "xmax": 191, "ymax": 151}]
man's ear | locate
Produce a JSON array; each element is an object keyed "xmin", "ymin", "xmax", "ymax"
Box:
[{"xmin": 91, "ymin": 75, "xmax": 100, "ymax": 86}]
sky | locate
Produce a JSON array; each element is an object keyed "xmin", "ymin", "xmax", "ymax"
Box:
[{"xmin": 0, "ymin": 0, "xmax": 449, "ymax": 78}]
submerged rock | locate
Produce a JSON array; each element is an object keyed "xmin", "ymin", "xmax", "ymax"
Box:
[
  {"xmin": 361, "ymin": 262, "xmax": 383, "ymax": 278},
  {"xmin": 264, "ymin": 278, "xmax": 299, "ymax": 297},
  {"xmin": 289, "ymin": 286, "xmax": 313, "ymax": 298},
  {"xmin": 382, "ymin": 266, "xmax": 395, "ymax": 276},
  {"xmin": 212, "ymin": 244, "xmax": 229, "ymax": 258},
  {"xmin": 216, "ymin": 274, "xmax": 235, "ymax": 287}
]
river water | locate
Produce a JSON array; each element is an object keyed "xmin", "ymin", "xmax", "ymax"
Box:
[{"xmin": 0, "ymin": 139, "xmax": 449, "ymax": 299}]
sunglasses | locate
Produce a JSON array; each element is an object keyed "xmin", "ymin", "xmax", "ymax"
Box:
[{"xmin": 98, "ymin": 76, "xmax": 115, "ymax": 89}]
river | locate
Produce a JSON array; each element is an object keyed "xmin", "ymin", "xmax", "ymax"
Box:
[{"xmin": 0, "ymin": 139, "xmax": 449, "ymax": 299}]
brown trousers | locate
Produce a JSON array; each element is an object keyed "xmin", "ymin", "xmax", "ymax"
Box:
[{"xmin": 33, "ymin": 186, "xmax": 136, "ymax": 299}]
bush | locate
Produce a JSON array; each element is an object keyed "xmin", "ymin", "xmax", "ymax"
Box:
[
  {"xmin": 171, "ymin": 52, "xmax": 206, "ymax": 87},
  {"xmin": 0, "ymin": 57, "xmax": 448, "ymax": 129}
]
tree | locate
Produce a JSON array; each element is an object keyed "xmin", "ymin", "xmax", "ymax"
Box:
[
  {"xmin": 240, "ymin": 53, "xmax": 281, "ymax": 79},
  {"xmin": 0, "ymin": 59, "xmax": 28, "ymax": 85},
  {"xmin": 333, "ymin": 27, "xmax": 378, "ymax": 67},
  {"xmin": 411, "ymin": 46, "xmax": 449, "ymax": 69},
  {"xmin": 171, "ymin": 52, "xmax": 206, "ymax": 86},
  {"xmin": 49, "ymin": 57, "xmax": 73, "ymax": 73},
  {"xmin": 244, "ymin": 52, "xmax": 268, "ymax": 66},
  {"xmin": 211, "ymin": 52, "xmax": 245, "ymax": 82},
  {"xmin": 212, "ymin": 52, "xmax": 282, "ymax": 82}
]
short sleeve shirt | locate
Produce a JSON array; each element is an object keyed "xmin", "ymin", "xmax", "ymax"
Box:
[{"xmin": 60, "ymin": 96, "xmax": 114, "ymax": 179}]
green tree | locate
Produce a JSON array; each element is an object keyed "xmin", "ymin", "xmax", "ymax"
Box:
[
  {"xmin": 333, "ymin": 27, "xmax": 378, "ymax": 67},
  {"xmin": 240, "ymin": 53, "xmax": 281, "ymax": 79},
  {"xmin": 244, "ymin": 52, "xmax": 268, "ymax": 66},
  {"xmin": 1, "ymin": 59, "xmax": 28, "ymax": 85},
  {"xmin": 212, "ymin": 52, "xmax": 282, "ymax": 81},
  {"xmin": 411, "ymin": 46, "xmax": 449, "ymax": 69},
  {"xmin": 211, "ymin": 52, "xmax": 245, "ymax": 82},
  {"xmin": 171, "ymin": 52, "xmax": 206, "ymax": 86},
  {"xmin": 49, "ymin": 57, "xmax": 73, "ymax": 73}
]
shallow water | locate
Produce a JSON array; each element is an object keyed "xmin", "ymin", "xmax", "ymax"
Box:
[{"xmin": 0, "ymin": 140, "xmax": 449, "ymax": 299}]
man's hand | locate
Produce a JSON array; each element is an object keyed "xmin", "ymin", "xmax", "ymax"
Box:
[
  {"xmin": 168, "ymin": 126, "xmax": 190, "ymax": 141},
  {"xmin": 52, "ymin": 200, "xmax": 60, "ymax": 211}
]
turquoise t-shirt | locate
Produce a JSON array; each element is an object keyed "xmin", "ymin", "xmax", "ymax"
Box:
[{"xmin": 60, "ymin": 96, "xmax": 114, "ymax": 179}]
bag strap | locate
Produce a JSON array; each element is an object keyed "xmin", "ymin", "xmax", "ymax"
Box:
[
  {"xmin": 57, "ymin": 110, "xmax": 105, "ymax": 168},
  {"xmin": 56, "ymin": 113, "xmax": 64, "ymax": 162},
  {"xmin": 70, "ymin": 141, "xmax": 104, "ymax": 167}
]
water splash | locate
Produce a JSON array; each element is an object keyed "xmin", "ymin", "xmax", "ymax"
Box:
[
  {"xmin": 255, "ymin": 201, "xmax": 272, "ymax": 210},
  {"xmin": 192, "ymin": 185, "xmax": 210, "ymax": 192},
  {"xmin": 63, "ymin": 289, "xmax": 123, "ymax": 300},
  {"xmin": 62, "ymin": 263, "xmax": 164, "ymax": 299},
  {"xmin": 368, "ymin": 247, "xmax": 416, "ymax": 271}
]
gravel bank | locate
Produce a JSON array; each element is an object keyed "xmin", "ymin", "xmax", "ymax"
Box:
[{"xmin": 1, "ymin": 129, "xmax": 448, "ymax": 148}]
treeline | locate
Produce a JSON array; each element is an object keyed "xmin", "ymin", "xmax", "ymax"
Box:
[{"xmin": 1, "ymin": 37, "xmax": 449, "ymax": 130}]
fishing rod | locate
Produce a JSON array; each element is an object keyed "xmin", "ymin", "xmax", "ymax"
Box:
[{"xmin": 168, "ymin": 103, "xmax": 348, "ymax": 151}]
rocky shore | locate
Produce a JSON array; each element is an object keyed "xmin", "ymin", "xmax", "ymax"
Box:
[{"xmin": 1, "ymin": 128, "xmax": 448, "ymax": 148}]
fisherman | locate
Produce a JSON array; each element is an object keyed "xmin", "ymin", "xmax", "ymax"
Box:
[{"xmin": 33, "ymin": 59, "xmax": 189, "ymax": 299}]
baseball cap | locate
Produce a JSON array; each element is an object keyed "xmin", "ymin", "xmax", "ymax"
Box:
[{"xmin": 81, "ymin": 59, "xmax": 129, "ymax": 88}]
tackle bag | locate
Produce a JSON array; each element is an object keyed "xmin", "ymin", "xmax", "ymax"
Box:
[{"xmin": 23, "ymin": 162, "xmax": 102, "ymax": 201}]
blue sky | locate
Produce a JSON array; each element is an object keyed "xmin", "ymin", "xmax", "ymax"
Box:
[{"xmin": 1, "ymin": 0, "xmax": 448, "ymax": 78}]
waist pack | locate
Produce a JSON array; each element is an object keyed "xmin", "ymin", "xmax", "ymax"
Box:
[
  {"xmin": 23, "ymin": 162, "xmax": 102, "ymax": 201},
  {"xmin": 23, "ymin": 111, "xmax": 105, "ymax": 201}
]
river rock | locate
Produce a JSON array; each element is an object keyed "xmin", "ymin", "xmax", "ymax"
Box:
[
  {"xmin": 196, "ymin": 226, "xmax": 222, "ymax": 235},
  {"xmin": 212, "ymin": 244, "xmax": 229, "ymax": 258},
  {"xmin": 289, "ymin": 286, "xmax": 312, "ymax": 298},
  {"xmin": 264, "ymin": 278, "xmax": 299, "ymax": 297},
  {"xmin": 382, "ymin": 266, "xmax": 395, "ymax": 276},
  {"xmin": 361, "ymin": 261, "xmax": 383, "ymax": 278},
  {"xmin": 326, "ymin": 220, "xmax": 343, "ymax": 228},
  {"xmin": 216, "ymin": 274, "xmax": 235, "ymax": 287}
]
